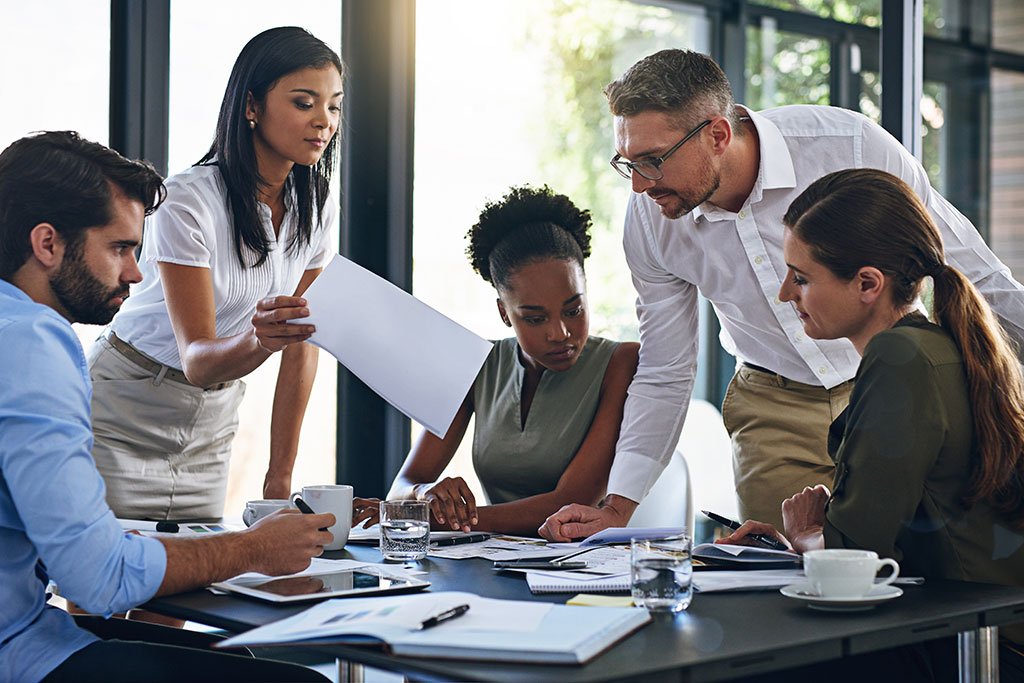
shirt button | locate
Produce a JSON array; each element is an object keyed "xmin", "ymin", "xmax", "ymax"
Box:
[
  {"xmin": 796, "ymin": 332, "xmax": 804, "ymax": 341},
  {"xmin": 819, "ymin": 366, "xmax": 828, "ymax": 375},
  {"xmin": 738, "ymin": 210, "xmax": 747, "ymax": 219},
  {"xmin": 774, "ymin": 297, "xmax": 781, "ymax": 305},
  {"xmin": 754, "ymin": 256, "xmax": 764, "ymax": 265}
]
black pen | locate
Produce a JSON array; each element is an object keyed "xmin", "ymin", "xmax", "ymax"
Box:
[
  {"xmin": 293, "ymin": 497, "xmax": 329, "ymax": 531},
  {"xmin": 417, "ymin": 604, "xmax": 470, "ymax": 630},
  {"xmin": 431, "ymin": 533, "xmax": 491, "ymax": 547},
  {"xmin": 701, "ymin": 510, "xmax": 790, "ymax": 551}
]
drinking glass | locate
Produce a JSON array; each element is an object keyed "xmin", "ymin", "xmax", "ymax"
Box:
[
  {"xmin": 631, "ymin": 533, "xmax": 693, "ymax": 612},
  {"xmin": 379, "ymin": 500, "xmax": 430, "ymax": 561}
]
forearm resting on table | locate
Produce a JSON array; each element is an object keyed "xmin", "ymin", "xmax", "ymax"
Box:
[
  {"xmin": 474, "ymin": 485, "xmax": 615, "ymax": 536},
  {"xmin": 155, "ymin": 534, "xmax": 253, "ymax": 596}
]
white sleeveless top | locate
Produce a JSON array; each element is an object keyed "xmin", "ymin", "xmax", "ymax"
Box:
[{"xmin": 111, "ymin": 164, "xmax": 335, "ymax": 368}]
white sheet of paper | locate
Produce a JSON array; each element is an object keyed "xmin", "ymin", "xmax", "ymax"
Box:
[{"xmin": 295, "ymin": 254, "xmax": 493, "ymax": 436}]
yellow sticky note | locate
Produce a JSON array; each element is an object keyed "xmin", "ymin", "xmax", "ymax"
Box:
[{"xmin": 567, "ymin": 593, "xmax": 635, "ymax": 607}]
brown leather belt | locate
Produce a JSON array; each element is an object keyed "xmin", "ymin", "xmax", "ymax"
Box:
[{"xmin": 103, "ymin": 329, "xmax": 234, "ymax": 391}]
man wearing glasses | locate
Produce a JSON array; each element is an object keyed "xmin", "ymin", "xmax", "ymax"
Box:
[{"xmin": 540, "ymin": 49, "xmax": 1024, "ymax": 540}]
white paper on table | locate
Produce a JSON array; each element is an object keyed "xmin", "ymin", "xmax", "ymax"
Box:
[
  {"xmin": 430, "ymin": 536, "xmax": 557, "ymax": 561},
  {"xmin": 294, "ymin": 254, "xmax": 493, "ymax": 437},
  {"xmin": 693, "ymin": 569, "xmax": 807, "ymax": 593}
]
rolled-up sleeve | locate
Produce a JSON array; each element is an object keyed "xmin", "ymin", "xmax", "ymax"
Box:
[
  {"xmin": 608, "ymin": 194, "xmax": 700, "ymax": 502},
  {"xmin": 1, "ymin": 314, "xmax": 166, "ymax": 616}
]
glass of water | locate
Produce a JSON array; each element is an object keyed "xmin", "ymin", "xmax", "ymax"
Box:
[
  {"xmin": 630, "ymin": 533, "xmax": 693, "ymax": 612},
  {"xmin": 379, "ymin": 500, "xmax": 430, "ymax": 561}
]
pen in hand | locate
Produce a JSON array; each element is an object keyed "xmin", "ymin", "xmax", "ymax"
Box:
[
  {"xmin": 293, "ymin": 497, "xmax": 329, "ymax": 531},
  {"xmin": 701, "ymin": 510, "xmax": 790, "ymax": 551},
  {"xmin": 417, "ymin": 604, "xmax": 470, "ymax": 630}
]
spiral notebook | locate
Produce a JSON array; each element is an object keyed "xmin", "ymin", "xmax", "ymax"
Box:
[{"xmin": 526, "ymin": 572, "xmax": 630, "ymax": 594}]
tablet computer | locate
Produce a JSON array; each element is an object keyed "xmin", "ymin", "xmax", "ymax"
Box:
[{"xmin": 211, "ymin": 567, "xmax": 430, "ymax": 603}]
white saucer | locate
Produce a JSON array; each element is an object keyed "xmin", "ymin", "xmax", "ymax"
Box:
[{"xmin": 780, "ymin": 583, "xmax": 903, "ymax": 611}]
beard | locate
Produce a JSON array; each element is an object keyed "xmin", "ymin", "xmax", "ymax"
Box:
[
  {"xmin": 50, "ymin": 241, "xmax": 130, "ymax": 325},
  {"xmin": 650, "ymin": 154, "xmax": 721, "ymax": 219}
]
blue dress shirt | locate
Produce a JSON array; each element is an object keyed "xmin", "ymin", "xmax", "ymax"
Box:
[{"xmin": 0, "ymin": 279, "xmax": 167, "ymax": 682}]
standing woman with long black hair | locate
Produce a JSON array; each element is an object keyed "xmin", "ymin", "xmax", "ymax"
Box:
[{"xmin": 87, "ymin": 27, "xmax": 342, "ymax": 520}]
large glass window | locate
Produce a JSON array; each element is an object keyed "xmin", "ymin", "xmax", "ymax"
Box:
[
  {"xmin": 989, "ymin": 69, "xmax": 1024, "ymax": 279},
  {"xmin": 168, "ymin": 1, "xmax": 341, "ymax": 516},
  {"xmin": 746, "ymin": 20, "xmax": 831, "ymax": 109},
  {"xmin": 413, "ymin": 0, "xmax": 712, "ymax": 497},
  {"xmin": 993, "ymin": 0, "xmax": 1024, "ymax": 55},
  {"xmin": 751, "ymin": 0, "xmax": 881, "ymax": 27},
  {"xmin": 0, "ymin": 2, "xmax": 111, "ymax": 353}
]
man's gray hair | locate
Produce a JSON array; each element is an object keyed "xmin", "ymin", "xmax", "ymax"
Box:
[{"xmin": 604, "ymin": 49, "xmax": 742, "ymax": 132}]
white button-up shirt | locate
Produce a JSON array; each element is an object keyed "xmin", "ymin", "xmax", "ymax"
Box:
[
  {"xmin": 609, "ymin": 104, "xmax": 1024, "ymax": 502},
  {"xmin": 112, "ymin": 164, "xmax": 335, "ymax": 368}
]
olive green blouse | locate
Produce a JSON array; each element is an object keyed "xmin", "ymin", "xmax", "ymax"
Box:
[
  {"xmin": 823, "ymin": 313, "xmax": 1024, "ymax": 597},
  {"xmin": 471, "ymin": 336, "xmax": 619, "ymax": 505}
]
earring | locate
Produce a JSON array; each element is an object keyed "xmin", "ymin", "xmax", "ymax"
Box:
[{"xmin": 248, "ymin": 119, "xmax": 256, "ymax": 129}]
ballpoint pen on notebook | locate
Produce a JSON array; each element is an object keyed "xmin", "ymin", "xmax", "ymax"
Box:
[
  {"xmin": 416, "ymin": 604, "xmax": 470, "ymax": 630},
  {"xmin": 701, "ymin": 510, "xmax": 791, "ymax": 551}
]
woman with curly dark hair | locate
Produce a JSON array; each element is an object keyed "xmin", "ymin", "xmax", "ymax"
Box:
[{"xmin": 385, "ymin": 185, "xmax": 638, "ymax": 536}]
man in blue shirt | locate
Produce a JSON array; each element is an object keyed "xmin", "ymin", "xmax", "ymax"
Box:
[{"xmin": 0, "ymin": 131, "xmax": 334, "ymax": 682}]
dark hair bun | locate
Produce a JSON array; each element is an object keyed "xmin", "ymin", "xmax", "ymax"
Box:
[{"xmin": 465, "ymin": 185, "xmax": 592, "ymax": 287}]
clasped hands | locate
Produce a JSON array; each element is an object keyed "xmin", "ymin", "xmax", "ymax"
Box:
[{"xmin": 717, "ymin": 484, "xmax": 831, "ymax": 554}]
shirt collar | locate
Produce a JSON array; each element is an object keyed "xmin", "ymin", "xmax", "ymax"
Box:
[
  {"xmin": 0, "ymin": 277, "xmax": 33, "ymax": 303},
  {"xmin": 690, "ymin": 105, "xmax": 797, "ymax": 221}
]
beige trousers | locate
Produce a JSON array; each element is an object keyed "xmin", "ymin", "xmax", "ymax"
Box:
[
  {"xmin": 87, "ymin": 336, "xmax": 245, "ymax": 520},
  {"xmin": 721, "ymin": 364, "xmax": 853, "ymax": 531}
]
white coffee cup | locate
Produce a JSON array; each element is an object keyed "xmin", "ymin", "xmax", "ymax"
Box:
[
  {"xmin": 242, "ymin": 499, "xmax": 294, "ymax": 527},
  {"xmin": 291, "ymin": 484, "xmax": 353, "ymax": 551},
  {"xmin": 803, "ymin": 549, "xmax": 900, "ymax": 598}
]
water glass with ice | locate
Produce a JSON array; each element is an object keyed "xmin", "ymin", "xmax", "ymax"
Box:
[
  {"xmin": 630, "ymin": 533, "xmax": 693, "ymax": 612},
  {"xmin": 379, "ymin": 500, "xmax": 430, "ymax": 561}
]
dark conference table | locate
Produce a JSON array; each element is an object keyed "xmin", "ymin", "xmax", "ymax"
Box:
[{"xmin": 145, "ymin": 544, "xmax": 1023, "ymax": 682}]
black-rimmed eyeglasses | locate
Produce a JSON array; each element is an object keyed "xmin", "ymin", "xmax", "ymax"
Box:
[{"xmin": 610, "ymin": 119, "xmax": 712, "ymax": 181}]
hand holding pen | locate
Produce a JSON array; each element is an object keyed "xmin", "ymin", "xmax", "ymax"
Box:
[{"xmin": 702, "ymin": 510, "xmax": 792, "ymax": 552}]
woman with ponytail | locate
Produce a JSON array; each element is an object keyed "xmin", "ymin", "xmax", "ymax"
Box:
[{"xmin": 721, "ymin": 168, "xmax": 1024, "ymax": 678}]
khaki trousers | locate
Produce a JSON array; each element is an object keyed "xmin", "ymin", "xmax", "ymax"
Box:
[
  {"xmin": 87, "ymin": 336, "xmax": 245, "ymax": 520},
  {"xmin": 721, "ymin": 365, "xmax": 853, "ymax": 530}
]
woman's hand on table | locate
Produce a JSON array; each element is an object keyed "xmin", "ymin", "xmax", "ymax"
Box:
[
  {"xmin": 716, "ymin": 520, "xmax": 794, "ymax": 551},
  {"xmin": 352, "ymin": 497, "xmax": 380, "ymax": 528},
  {"xmin": 415, "ymin": 478, "xmax": 477, "ymax": 532},
  {"xmin": 251, "ymin": 296, "xmax": 315, "ymax": 353},
  {"xmin": 781, "ymin": 484, "xmax": 829, "ymax": 553}
]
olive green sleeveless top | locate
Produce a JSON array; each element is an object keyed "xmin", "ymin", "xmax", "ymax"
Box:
[{"xmin": 471, "ymin": 336, "xmax": 619, "ymax": 505}]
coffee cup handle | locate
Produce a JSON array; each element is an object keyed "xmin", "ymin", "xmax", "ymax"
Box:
[
  {"xmin": 242, "ymin": 507, "xmax": 255, "ymax": 527},
  {"xmin": 875, "ymin": 558, "xmax": 900, "ymax": 586}
]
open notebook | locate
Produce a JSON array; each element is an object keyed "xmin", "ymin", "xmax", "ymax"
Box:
[{"xmin": 216, "ymin": 591, "xmax": 649, "ymax": 665}]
